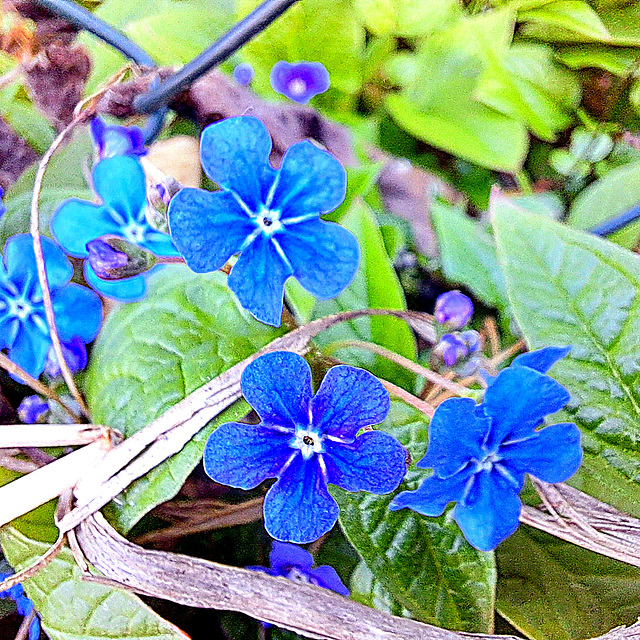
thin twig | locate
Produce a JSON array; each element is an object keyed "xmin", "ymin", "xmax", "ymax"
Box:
[
  {"xmin": 0, "ymin": 65, "xmax": 22, "ymax": 92},
  {"xmin": 30, "ymin": 114, "xmax": 92, "ymax": 417},
  {"xmin": 487, "ymin": 340, "xmax": 525, "ymax": 368},
  {"xmin": 379, "ymin": 379, "xmax": 435, "ymax": 418},
  {"xmin": 0, "ymin": 424, "xmax": 111, "ymax": 448},
  {"xmin": 326, "ymin": 340, "xmax": 470, "ymax": 396},
  {"xmin": 0, "ymin": 352, "xmax": 83, "ymax": 422},
  {"xmin": 0, "ymin": 453, "xmax": 39, "ymax": 474},
  {"xmin": 14, "ymin": 609, "xmax": 35, "ymax": 640},
  {"xmin": 483, "ymin": 317, "xmax": 500, "ymax": 357}
]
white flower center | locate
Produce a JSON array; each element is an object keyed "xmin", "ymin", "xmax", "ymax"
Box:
[
  {"xmin": 123, "ymin": 222, "xmax": 146, "ymax": 244},
  {"xmin": 8, "ymin": 298, "xmax": 32, "ymax": 320},
  {"xmin": 288, "ymin": 78, "xmax": 307, "ymax": 97},
  {"xmin": 473, "ymin": 451, "xmax": 501, "ymax": 473},
  {"xmin": 292, "ymin": 428, "xmax": 323, "ymax": 460},
  {"xmin": 256, "ymin": 208, "xmax": 283, "ymax": 236}
]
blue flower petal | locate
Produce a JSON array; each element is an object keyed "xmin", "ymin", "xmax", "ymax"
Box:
[
  {"xmin": 203, "ymin": 421, "xmax": 293, "ymax": 490},
  {"xmin": 0, "ymin": 315, "xmax": 19, "ymax": 350},
  {"xmin": 501, "ymin": 422, "xmax": 583, "ymax": 483},
  {"xmin": 4, "ymin": 235, "xmax": 73, "ymax": 293},
  {"xmin": 307, "ymin": 566, "xmax": 349, "ymax": 596},
  {"xmin": 482, "ymin": 367, "xmax": 571, "ymax": 449},
  {"xmin": 227, "ymin": 234, "xmax": 292, "ymax": 326},
  {"xmin": 453, "ymin": 469, "xmax": 522, "ymax": 551},
  {"xmin": 241, "ymin": 351, "xmax": 313, "ymax": 430},
  {"xmin": 269, "ymin": 141, "xmax": 346, "ymax": 218},
  {"xmin": 511, "ymin": 346, "xmax": 571, "ymax": 374},
  {"xmin": 84, "ymin": 261, "xmax": 147, "ymax": 302},
  {"xmin": 92, "ymin": 156, "xmax": 147, "ymax": 223},
  {"xmin": 269, "ymin": 541, "xmax": 314, "ymax": 572},
  {"xmin": 51, "ymin": 200, "xmax": 120, "ymax": 257},
  {"xmin": 323, "ymin": 431, "xmax": 406, "ymax": 493},
  {"xmin": 311, "ymin": 365, "xmax": 390, "ymax": 440},
  {"xmin": 9, "ymin": 319, "xmax": 51, "ymax": 378},
  {"xmin": 28, "ymin": 616, "xmax": 40, "ymax": 640},
  {"xmin": 200, "ymin": 116, "xmax": 276, "ymax": 211},
  {"xmin": 51, "ymin": 283, "xmax": 102, "ymax": 343},
  {"xmin": 389, "ymin": 469, "xmax": 472, "ymax": 516},
  {"xmin": 139, "ymin": 229, "xmax": 180, "ymax": 258},
  {"xmin": 276, "ymin": 218, "xmax": 359, "ymax": 299},
  {"xmin": 167, "ymin": 188, "xmax": 255, "ymax": 272},
  {"xmin": 419, "ymin": 397, "xmax": 489, "ymax": 477},
  {"xmin": 264, "ymin": 455, "xmax": 339, "ymax": 543}
]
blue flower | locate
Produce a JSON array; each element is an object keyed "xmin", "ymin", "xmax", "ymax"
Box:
[
  {"xmin": 17, "ymin": 395, "xmax": 49, "ymax": 423},
  {"xmin": 89, "ymin": 116, "xmax": 146, "ymax": 160},
  {"xmin": 51, "ymin": 156, "xmax": 178, "ymax": 302},
  {"xmin": 168, "ymin": 116, "xmax": 359, "ymax": 326},
  {"xmin": 249, "ymin": 541, "xmax": 349, "ymax": 595},
  {"xmin": 0, "ymin": 234, "xmax": 102, "ymax": 378},
  {"xmin": 390, "ymin": 362, "xmax": 583, "ymax": 551},
  {"xmin": 0, "ymin": 187, "xmax": 6, "ymax": 219},
  {"xmin": 0, "ymin": 570, "xmax": 40, "ymax": 640},
  {"xmin": 233, "ymin": 62, "xmax": 254, "ymax": 86},
  {"xmin": 204, "ymin": 351, "xmax": 406, "ymax": 543},
  {"xmin": 270, "ymin": 61, "xmax": 330, "ymax": 103},
  {"xmin": 434, "ymin": 290, "xmax": 473, "ymax": 329}
]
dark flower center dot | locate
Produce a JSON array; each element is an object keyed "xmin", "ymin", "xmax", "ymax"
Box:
[
  {"xmin": 303, "ymin": 435, "xmax": 314, "ymax": 446},
  {"xmin": 263, "ymin": 217, "xmax": 273, "ymax": 227}
]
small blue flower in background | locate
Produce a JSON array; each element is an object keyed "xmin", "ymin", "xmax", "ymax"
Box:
[
  {"xmin": 249, "ymin": 541, "xmax": 349, "ymax": 595},
  {"xmin": 233, "ymin": 62, "xmax": 254, "ymax": 86},
  {"xmin": 17, "ymin": 395, "xmax": 49, "ymax": 424},
  {"xmin": 89, "ymin": 116, "xmax": 147, "ymax": 160},
  {"xmin": 45, "ymin": 335, "xmax": 88, "ymax": 378},
  {"xmin": 168, "ymin": 116, "xmax": 359, "ymax": 326},
  {"xmin": 51, "ymin": 156, "xmax": 179, "ymax": 302},
  {"xmin": 390, "ymin": 350, "xmax": 583, "ymax": 551},
  {"xmin": 434, "ymin": 290, "xmax": 473, "ymax": 330},
  {"xmin": 436, "ymin": 330, "xmax": 482, "ymax": 369},
  {"xmin": 270, "ymin": 61, "xmax": 330, "ymax": 103},
  {"xmin": 0, "ymin": 234, "xmax": 102, "ymax": 379},
  {"xmin": 0, "ymin": 187, "xmax": 6, "ymax": 219},
  {"xmin": 204, "ymin": 351, "xmax": 406, "ymax": 543},
  {"xmin": 0, "ymin": 569, "xmax": 40, "ymax": 640}
]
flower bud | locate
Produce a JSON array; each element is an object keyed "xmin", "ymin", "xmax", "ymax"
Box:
[
  {"xmin": 146, "ymin": 177, "xmax": 182, "ymax": 234},
  {"xmin": 233, "ymin": 62, "xmax": 255, "ymax": 86},
  {"xmin": 17, "ymin": 395, "xmax": 49, "ymax": 424},
  {"xmin": 434, "ymin": 290, "xmax": 473, "ymax": 329},
  {"xmin": 86, "ymin": 236, "xmax": 156, "ymax": 281},
  {"xmin": 436, "ymin": 333, "xmax": 469, "ymax": 367}
]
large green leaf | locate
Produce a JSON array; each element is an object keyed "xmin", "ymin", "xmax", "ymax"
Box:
[
  {"xmin": 236, "ymin": 0, "xmax": 365, "ymax": 101},
  {"xmin": 81, "ymin": 0, "xmax": 233, "ymax": 93},
  {"xmin": 518, "ymin": 0, "xmax": 611, "ymax": 40},
  {"xmin": 0, "ymin": 528, "xmax": 187, "ymax": 640},
  {"xmin": 567, "ymin": 161, "xmax": 640, "ymax": 249},
  {"xmin": 491, "ymin": 195, "xmax": 640, "ymax": 517},
  {"xmin": 496, "ymin": 526, "xmax": 640, "ymax": 640},
  {"xmin": 0, "ymin": 130, "xmax": 94, "ymax": 247},
  {"xmin": 308, "ymin": 201, "xmax": 417, "ymax": 389},
  {"xmin": 85, "ymin": 266, "xmax": 284, "ymax": 532},
  {"xmin": 333, "ymin": 400, "xmax": 496, "ymax": 632},
  {"xmin": 431, "ymin": 201, "xmax": 508, "ymax": 310}
]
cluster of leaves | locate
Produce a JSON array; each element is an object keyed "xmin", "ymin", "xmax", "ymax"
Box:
[{"xmin": 3, "ymin": 1, "xmax": 640, "ymax": 640}]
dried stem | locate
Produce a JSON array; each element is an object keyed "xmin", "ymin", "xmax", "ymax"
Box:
[
  {"xmin": 327, "ymin": 339, "xmax": 470, "ymax": 396},
  {"xmin": 0, "ymin": 452, "xmax": 39, "ymax": 474},
  {"xmin": 379, "ymin": 379, "xmax": 435, "ymax": 417},
  {"xmin": 29, "ymin": 114, "xmax": 92, "ymax": 418},
  {"xmin": 0, "ymin": 424, "xmax": 111, "ymax": 448},
  {"xmin": 14, "ymin": 609, "xmax": 35, "ymax": 640},
  {"xmin": 0, "ymin": 352, "xmax": 83, "ymax": 422}
]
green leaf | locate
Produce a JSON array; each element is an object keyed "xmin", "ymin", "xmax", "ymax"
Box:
[
  {"xmin": 0, "ymin": 527, "xmax": 188, "ymax": 640},
  {"xmin": 333, "ymin": 400, "xmax": 496, "ymax": 632},
  {"xmin": 309, "ymin": 201, "xmax": 417, "ymax": 389},
  {"xmin": 567, "ymin": 161, "xmax": 640, "ymax": 249},
  {"xmin": 491, "ymin": 195, "xmax": 640, "ymax": 517},
  {"xmin": 556, "ymin": 45, "xmax": 639, "ymax": 75},
  {"xmin": 496, "ymin": 526, "xmax": 640, "ymax": 640},
  {"xmin": 353, "ymin": 0, "xmax": 461, "ymax": 37},
  {"xmin": 85, "ymin": 266, "xmax": 284, "ymax": 532},
  {"xmin": 385, "ymin": 15, "xmax": 528, "ymax": 172},
  {"xmin": 431, "ymin": 201, "xmax": 508, "ymax": 309},
  {"xmin": 236, "ymin": 0, "xmax": 365, "ymax": 101},
  {"xmin": 0, "ymin": 130, "xmax": 94, "ymax": 247},
  {"xmin": 518, "ymin": 0, "xmax": 611, "ymax": 40},
  {"xmin": 81, "ymin": 0, "xmax": 233, "ymax": 93}
]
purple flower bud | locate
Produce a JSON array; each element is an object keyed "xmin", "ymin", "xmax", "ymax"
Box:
[
  {"xmin": 460, "ymin": 330, "xmax": 482, "ymax": 354},
  {"xmin": 233, "ymin": 62, "xmax": 254, "ymax": 86},
  {"xmin": 87, "ymin": 238, "xmax": 129, "ymax": 280},
  {"xmin": 17, "ymin": 396, "xmax": 49, "ymax": 424},
  {"xmin": 434, "ymin": 290, "xmax": 474, "ymax": 329},
  {"xmin": 90, "ymin": 117, "xmax": 147, "ymax": 160},
  {"xmin": 436, "ymin": 333, "xmax": 469, "ymax": 367},
  {"xmin": 45, "ymin": 337, "xmax": 88, "ymax": 378},
  {"xmin": 0, "ymin": 186, "xmax": 5, "ymax": 219},
  {"xmin": 270, "ymin": 61, "xmax": 330, "ymax": 104}
]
